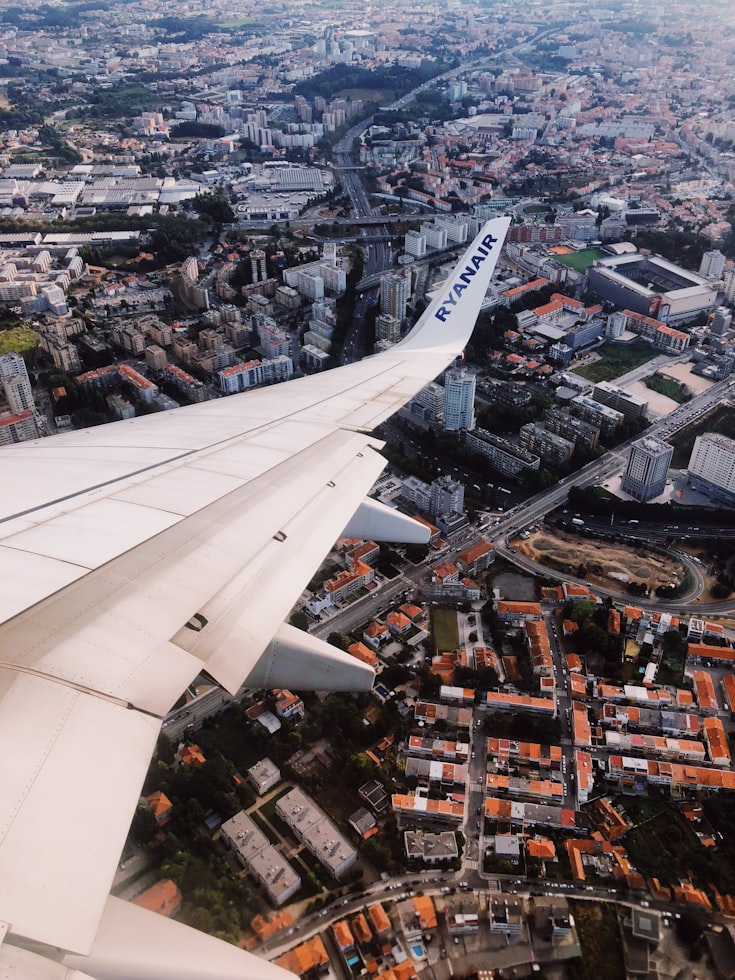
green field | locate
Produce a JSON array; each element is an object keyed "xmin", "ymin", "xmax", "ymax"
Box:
[
  {"xmin": 430, "ymin": 606, "xmax": 459, "ymax": 652},
  {"xmin": 670, "ymin": 403, "xmax": 735, "ymax": 468},
  {"xmin": 554, "ymin": 247, "xmax": 605, "ymax": 273},
  {"xmin": 0, "ymin": 326, "xmax": 38, "ymax": 356},
  {"xmin": 574, "ymin": 341, "xmax": 658, "ymax": 383},
  {"xmin": 643, "ymin": 372, "xmax": 690, "ymax": 404}
]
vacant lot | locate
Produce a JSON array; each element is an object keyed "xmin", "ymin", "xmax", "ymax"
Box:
[
  {"xmin": 513, "ymin": 527, "xmax": 686, "ymax": 591},
  {"xmin": 574, "ymin": 341, "xmax": 658, "ymax": 383},
  {"xmin": 431, "ymin": 606, "xmax": 459, "ymax": 652},
  {"xmin": 570, "ymin": 901, "xmax": 626, "ymax": 980},
  {"xmin": 554, "ymin": 247, "xmax": 605, "ymax": 273}
]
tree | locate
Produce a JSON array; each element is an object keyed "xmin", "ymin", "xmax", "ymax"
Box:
[
  {"xmin": 290, "ymin": 610, "xmax": 309, "ymax": 631},
  {"xmin": 130, "ymin": 798, "xmax": 159, "ymax": 844},
  {"xmin": 156, "ymin": 732, "xmax": 176, "ymax": 766}
]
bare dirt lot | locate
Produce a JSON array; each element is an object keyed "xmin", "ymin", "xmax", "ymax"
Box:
[{"xmin": 512, "ymin": 528, "xmax": 687, "ymax": 592}]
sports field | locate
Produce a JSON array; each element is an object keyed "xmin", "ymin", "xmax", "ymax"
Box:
[{"xmin": 554, "ymin": 248, "xmax": 605, "ymax": 273}]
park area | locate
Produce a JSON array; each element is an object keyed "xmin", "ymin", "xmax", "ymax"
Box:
[
  {"xmin": 573, "ymin": 341, "xmax": 659, "ymax": 383},
  {"xmin": 0, "ymin": 325, "xmax": 38, "ymax": 356}
]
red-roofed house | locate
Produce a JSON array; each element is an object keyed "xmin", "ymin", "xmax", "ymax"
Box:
[
  {"xmin": 364, "ymin": 621, "xmax": 390, "ymax": 647},
  {"xmin": 145, "ymin": 791, "xmax": 173, "ymax": 827},
  {"xmin": 132, "ymin": 879, "xmax": 182, "ymax": 918}
]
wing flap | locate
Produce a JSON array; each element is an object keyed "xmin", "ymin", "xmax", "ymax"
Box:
[{"xmin": 171, "ymin": 436, "xmax": 387, "ymax": 693}]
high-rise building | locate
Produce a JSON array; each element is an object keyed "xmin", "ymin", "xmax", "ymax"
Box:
[
  {"xmin": 700, "ymin": 250, "xmax": 726, "ymax": 279},
  {"xmin": 404, "ymin": 230, "xmax": 427, "ymax": 258},
  {"xmin": 443, "ymin": 369, "xmax": 476, "ymax": 431},
  {"xmin": 688, "ymin": 433, "xmax": 735, "ymax": 504},
  {"xmin": 0, "ymin": 352, "xmax": 34, "ymax": 414},
  {"xmin": 380, "ymin": 274, "xmax": 407, "ymax": 321},
  {"xmin": 429, "ymin": 475, "xmax": 465, "ymax": 517},
  {"xmin": 723, "ymin": 268, "xmax": 735, "ymax": 304},
  {"xmin": 250, "ymin": 249, "xmax": 267, "ymax": 284},
  {"xmin": 621, "ymin": 436, "xmax": 673, "ymax": 502},
  {"xmin": 711, "ymin": 307, "xmax": 732, "ymax": 337}
]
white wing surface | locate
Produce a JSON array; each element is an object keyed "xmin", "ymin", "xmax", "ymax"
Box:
[{"xmin": 0, "ymin": 217, "xmax": 509, "ymax": 974}]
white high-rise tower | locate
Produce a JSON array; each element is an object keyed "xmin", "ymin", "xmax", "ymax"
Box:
[{"xmin": 443, "ymin": 369, "xmax": 476, "ymax": 431}]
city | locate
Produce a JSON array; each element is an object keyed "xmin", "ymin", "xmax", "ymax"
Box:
[{"xmin": 2, "ymin": 1, "xmax": 735, "ymax": 979}]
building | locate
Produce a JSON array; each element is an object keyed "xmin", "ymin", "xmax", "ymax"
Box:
[
  {"xmin": 391, "ymin": 793, "xmax": 465, "ymax": 827},
  {"xmin": 405, "ymin": 230, "xmax": 427, "ymax": 258},
  {"xmin": 711, "ymin": 307, "xmax": 732, "ymax": 337},
  {"xmin": 220, "ymin": 811, "xmax": 301, "ymax": 906},
  {"xmin": 429, "ymin": 475, "xmax": 464, "ymax": 517},
  {"xmin": 358, "ymin": 779, "xmax": 390, "ymax": 815},
  {"xmin": 490, "ymin": 898, "xmax": 524, "ymax": 939},
  {"xmin": 463, "ymin": 428, "xmax": 540, "ymax": 475},
  {"xmin": 380, "ymin": 274, "xmax": 408, "ymax": 321},
  {"xmin": 404, "ymin": 381, "xmax": 444, "ymax": 423},
  {"xmin": 700, "ymin": 250, "xmax": 726, "ymax": 279},
  {"xmin": 688, "ymin": 433, "xmax": 735, "ymax": 504},
  {"xmin": 404, "ymin": 830, "xmax": 458, "ymax": 864},
  {"xmin": 375, "ymin": 313, "xmax": 401, "ymax": 345},
  {"xmin": 443, "ymin": 369, "xmax": 475, "ymax": 431},
  {"xmin": 593, "ymin": 382, "xmax": 648, "ymax": 421},
  {"xmin": 0, "ymin": 352, "xmax": 34, "ymax": 414},
  {"xmin": 250, "ymin": 249, "xmax": 267, "ymax": 284},
  {"xmin": 621, "ymin": 436, "xmax": 673, "ymax": 501},
  {"xmin": 543, "ymin": 411, "xmax": 599, "ymax": 450},
  {"xmin": 276, "ymin": 787, "xmax": 357, "ymax": 878},
  {"xmin": 217, "ymin": 355, "xmax": 294, "ymax": 394},
  {"xmin": 0, "ymin": 409, "xmax": 40, "ymax": 445},
  {"xmin": 247, "ymin": 758, "xmax": 281, "ymax": 795},
  {"xmin": 518, "ymin": 423, "xmax": 575, "ymax": 466},
  {"xmin": 570, "ymin": 395, "xmax": 624, "ymax": 437},
  {"xmin": 132, "ymin": 879, "xmax": 182, "ymax": 918}
]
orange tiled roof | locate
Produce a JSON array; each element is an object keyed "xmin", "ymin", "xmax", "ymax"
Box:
[
  {"xmin": 412, "ymin": 895, "xmax": 437, "ymax": 930},
  {"xmin": 179, "ymin": 744, "xmax": 205, "ymax": 766},
  {"xmin": 333, "ymin": 919, "xmax": 355, "ymax": 949},
  {"xmin": 146, "ymin": 790, "xmax": 173, "ymax": 821},
  {"xmin": 132, "ymin": 879, "xmax": 182, "ymax": 917},
  {"xmin": 275, "ymin": 936, "xmax": 330, "ymax": 975},
  {"xmin": 527, "ymin": 837, "xmax": 557, "ymax": 861},
  {"xmin": 251, "ymin": 911, "xmax": 293, "ymax": 940},
  {"xmin": 368, "ymin": 903, "xmax": 391, "ymax": 935},
  {"xmin": 352, "ymin": 912, "xmax": 372, "ymax": 945},
  {"xmin": 348, "ymin": 641, "xmax": 379, "ymax": 667}
]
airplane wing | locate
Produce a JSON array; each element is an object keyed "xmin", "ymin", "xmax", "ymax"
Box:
[{"xmin": 0, "ymin": 217, "xmax": 509, "ymax": 976}]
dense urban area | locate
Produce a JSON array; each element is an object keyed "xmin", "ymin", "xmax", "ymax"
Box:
[{"xmin": 4, "ymin": 0, "xmax": 735, "ymax": 977}]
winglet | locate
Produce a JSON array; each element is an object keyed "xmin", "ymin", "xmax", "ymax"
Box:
[{"xmin": 398, "ymin": 215, "xmax": 511, "ymax": 357}]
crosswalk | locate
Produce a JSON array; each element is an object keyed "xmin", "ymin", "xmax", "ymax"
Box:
[{"xmin": 464, "ymin": 858, "xmax": 479, "ymax": 870}]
